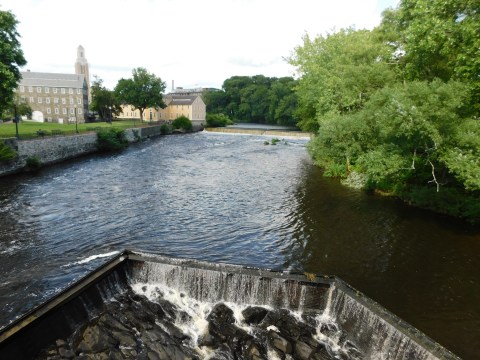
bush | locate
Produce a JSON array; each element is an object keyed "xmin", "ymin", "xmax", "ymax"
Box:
[
  {"xmin": 0, "ymin": 141, "xmax": 17, "ymax": 163},
  {"xmin": 206, "ymin": 113, "xmax": 233, "ymax": 127},
  {"xmin": 25, "ymin": 156, "xmax": 42, "ymax": 170},
  {"xmin": 96, "ymin": 128, "xmax": 128, "ymax": 151},
  {"xmin": 160, "ymin": 123, "xmax": 171, "ymax": 135},
  {"xmin": 172, "ymin": 116, "xmax": 193, "ymax": 131}
]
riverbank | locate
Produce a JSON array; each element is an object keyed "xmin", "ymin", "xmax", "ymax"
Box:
[{"xmin": 0, "ymin": 124, "xmax": 203, "ymax": 177}]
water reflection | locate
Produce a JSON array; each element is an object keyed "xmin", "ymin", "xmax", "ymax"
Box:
[{"xmin": 281, "ymin": 159, "xmax": 480, "ymax": 358}]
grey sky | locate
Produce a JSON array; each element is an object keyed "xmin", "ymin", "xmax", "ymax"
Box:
[{"xmin": 2, "ymin": 0, "xmax": 399, "ymax": 90}]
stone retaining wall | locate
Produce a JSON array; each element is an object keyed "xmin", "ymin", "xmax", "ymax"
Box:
[{"xmin": 0, "ymin": 124, "xmax": 201, "ymax": 178}]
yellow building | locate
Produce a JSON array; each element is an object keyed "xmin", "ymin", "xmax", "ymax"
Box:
[{"xmin": 118, "ymin": 94, "xmax": 206, "ymax": 126}]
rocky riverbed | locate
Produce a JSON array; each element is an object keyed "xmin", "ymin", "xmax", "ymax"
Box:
[{"xmin": 36, "ymin": 285, "xmax": 362, "ymax": 360}]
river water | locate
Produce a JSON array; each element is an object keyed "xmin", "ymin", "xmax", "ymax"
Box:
[{"xmin": 0, "ymin": 131, "xmax": 478, "ymax": 359}]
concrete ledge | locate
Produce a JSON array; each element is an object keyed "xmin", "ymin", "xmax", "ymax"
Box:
[{"xmin": 204, "ymin": 127, "xmax": 312, "ymax": 139}]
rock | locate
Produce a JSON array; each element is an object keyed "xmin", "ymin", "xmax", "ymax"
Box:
[
  {"xmin": 208, "ymin": 303, "xmax": 236, "ymax": 325},
  {"xmin": 58, "ymin": 347, "xmax": 75, "ymax": 358},
  {"xmin": 294, "ymin": 341, "xmax": 314, "ymax": 360},
  {"xmin": 55, "ymin": 339, "xmax": 67, "ymax": 348},
  {"xmin": 242, "ymin": 306, "xmax": 268, "ymax": 325},
  {"xmin": 261, "ymin": 309, "xmax": 315, "ymax": 341},
  {"xmin": 310, "ymin": 342, "xmax": 337, "ymax": 360},
  {"xmin": 268, "ymin": 330, "xmax": 292, "ymax": 354},
  {"xmin": 77, "ymin": 324, "xmax": 118, "ymax": 354}
]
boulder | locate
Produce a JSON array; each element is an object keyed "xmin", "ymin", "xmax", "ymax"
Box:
[{"xmin": 242, "ymin": 306, "xmax": 269, "ymax": 325}]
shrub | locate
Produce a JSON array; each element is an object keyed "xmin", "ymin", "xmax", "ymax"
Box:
[
  {"xmin": 0, "ymin": 141, "xmax": 17, "ymax": 163},
  {"xmin": 160, "ymin": 123, "xmax": 171, "ymax": 135},
  {"xmin": 96, "ymin": 128, "xmax": 128, "ymax": 151},
  {"xmin": 172, "ymin": 116, "xmax": 193, "ymax": 131},
  {"xmin": 206, "ymin": 113, "xmax": 233, "ymax": 127},
  {"xmin": 25, "ymin": 156, "xmax": 42, "ymax": 170}
]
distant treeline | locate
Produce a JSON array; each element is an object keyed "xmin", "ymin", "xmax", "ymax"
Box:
[{"xmin": 203, "ymin": 75, "xmax": 298, "ymax": 127}]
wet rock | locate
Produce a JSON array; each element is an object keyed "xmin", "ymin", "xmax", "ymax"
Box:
[
  {"xmin": 58, "ymin": 346, "xmax": 75, "ymax": 358},
  {"xmin": 294, "ymin": 340, "xmax": 314, "ymax": 360},
  {"xmin": 268, "ymin": 330, "xmax": 292, "ymax": 354},
  {"xmin": 208, "ymin": 303, "xmax": 236, "ymax": 325},
  {"xmin": 261, "ymin": 309, "xmax": 315, "ymax": 341},
  {"xmin": 55, "ymin": 339, "xmax": 67, "ymax": 348},
  {"xmin": 242, "ymin": 306, "xmax": 268, "ymax": 325},
  {"xmin": 77, "ymin": 324, "xmax": 118, "ymax": 354}
]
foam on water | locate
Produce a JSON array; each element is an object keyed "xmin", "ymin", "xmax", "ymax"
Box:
[
  {"xmin": 126, "ymin": 259, "xmax": 447, "ymax": 360},
  {"xmin": 71, "ymin": 251, "xmax": 120, "ymax": 265}
]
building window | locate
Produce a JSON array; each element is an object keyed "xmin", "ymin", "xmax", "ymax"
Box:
[
  {"xmin": 69, "ymin": 98, "xmax": 74, "ymax": 105},
  {"xmin": 54, "ymin": 98, "xmax": 59, "ymax": 104},
  {"xmin": 62, "ymin": 108, "xmax": 67, "ymax": 115},
  {"xmin": 62, "ymin": 98, "xmax": 66, "ymax": 104},
  {"xmin": 77, "ymin": 89, "xmax": 81, "ymax": 94},
  {"xmin": 45, "ymin": 87, "xmax": 49, "ymax": 93},
  {"xmin": 55, "ymin": 108, "xmax": 59, "ymax": 114},
  {"xmin": 38, "ymin": 97, "xmax": 42, "ymax": 103},
  {"xmin": 28, "ymin": 86, "xmax": 33, "ymax": 93},
  {"xmin": 47, "ymin": 117, "xmax": 52, "ymax": 122},
  {"xmin": 20, "ymin": 86, "xmax": 25, "ymax": 92},
  {"xmin": 78, "ymin": 109, "xmax": 83, "ymax": 115},
  {"xmin": 29, "ymin": 97, "xmax": 34, "ymax": 103},
  {"xmin": 61, "ymin": 88, "xmax": 65, "ymax": 94},
  {"xmin": 70, "ymin": 108, "xmax": 75, "ymax": 115},
  {"xmin": 69, "ymin": 88, "xmax": 73, "ymax": 94},
  {"xmin": 47, "ymin": 108, "xmax": 51, "ymax": 114},
  {"xmin": 37, "ymin": 87, "xmax": 42, "ymax": 93},
  {"xmin": 53, "ymin": 88, "xmax": 58, "ymax": 94},
  {"xmin": 77, "ymin": 98, "xmax": 82, "ymax": 105}
]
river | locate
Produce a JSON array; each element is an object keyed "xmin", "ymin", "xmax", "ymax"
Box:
[{"xmin": 0, "ymin": 131, "xmax": 478, "ymax": 359}]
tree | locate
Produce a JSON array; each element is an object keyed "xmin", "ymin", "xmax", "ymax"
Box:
[
  {"xmin": 205, "ymin": 75, "xmax": 298, "ymax": 126},
  {"xmin": 380, "ymin": 0, "xmax": 480, "ymax": 115},
  {"xmin": 0, "ymin": 9, "xmax": 27, "ymax": 118},
  {"xmin": 114, "ymin": 67, "xmax": 166, "ymax": 122},
  {"xmin": 289, "ymin": 29, "xmax": 398, "ymax": 132},
  {"xmin": 90, "ymin": 76, "xmax": 122, "ymax": 121}
]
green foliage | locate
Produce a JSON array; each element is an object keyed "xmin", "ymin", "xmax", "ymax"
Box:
[
  {"xmin": 114, "ymin": 68, "xmax": 167, "ymax": 121},
  {"xmin": 96, "ymin": 128, "xmax": 128, "ymax": 152},
  {"xmin": 380, "ymin": 0, "xmax": 480, "ymax": 115},
  {"xmin": 90, "ymin": 76, "xmax": 122, "ymax": 120},
  {"xmin": 271, "ymin": 138, "xmax": 281, "ymax": 145},
  {"xmin": 206, "ymin": 113, "xmax": 232, "ymax": 127},
  {"xmin": 160, "ymin": 123, "xmax": 171, "ymax": 135},
  {"xmin": 172, "ymin": 115, "xmax": 192, "ymax": 131},
  {"xmin": 289, "ymin": 28, "xmax": 398, "ymax": 132},
  {"xmin": 204, "ymin": 76, "xmax": 298, "ymax": 126},
  {"xmin": 0, "ymin": 141, "xmax": 17, "ymax": 163},
  {"xmin": 290, "ymin": 0, "xmax": 480, "ymax": 220},
  {"xmin": 0, "ymin": 9, "xmax": 27, "ymax": 118},
  {"xmin": 402, "ymin": 186, "xmax": 480, "ymax": 221},
  {"xmin": 25, "ymin": 156, "xmax": 41, "ymax": 170}
]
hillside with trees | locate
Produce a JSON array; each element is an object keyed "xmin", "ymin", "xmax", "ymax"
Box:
[{"xmin": 289, "ymin": 0, "xmax": 480, "ymax": 220}]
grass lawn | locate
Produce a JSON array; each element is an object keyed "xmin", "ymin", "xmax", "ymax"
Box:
[{"xmin": 0, "ymin": 119, "xmax": 146, "ymax": 139}]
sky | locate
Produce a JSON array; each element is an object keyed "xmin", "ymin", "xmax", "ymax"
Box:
[{"xmin": 1, "ymin": 0, "xmax": 399, "ymax": 91}]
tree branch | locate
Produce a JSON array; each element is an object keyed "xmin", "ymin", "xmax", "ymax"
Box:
[{"xmin": 428, "ymin": 160, "xmax": 440, "ymax": 192}]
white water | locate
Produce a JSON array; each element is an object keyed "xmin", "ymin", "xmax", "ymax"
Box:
[{"xmin": 127, "ymin": 260, "xmax": 445, "ymax": 360}]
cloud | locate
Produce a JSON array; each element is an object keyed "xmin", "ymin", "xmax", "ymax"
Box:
[{"xmin": 3, "ymin": 0, "xmax": 400, "ymax": 90}]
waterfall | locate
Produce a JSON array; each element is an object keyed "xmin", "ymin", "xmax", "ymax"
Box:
[{"xmin": 123, "ymin": 256, "xmax": 455, "ymax": 360}]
